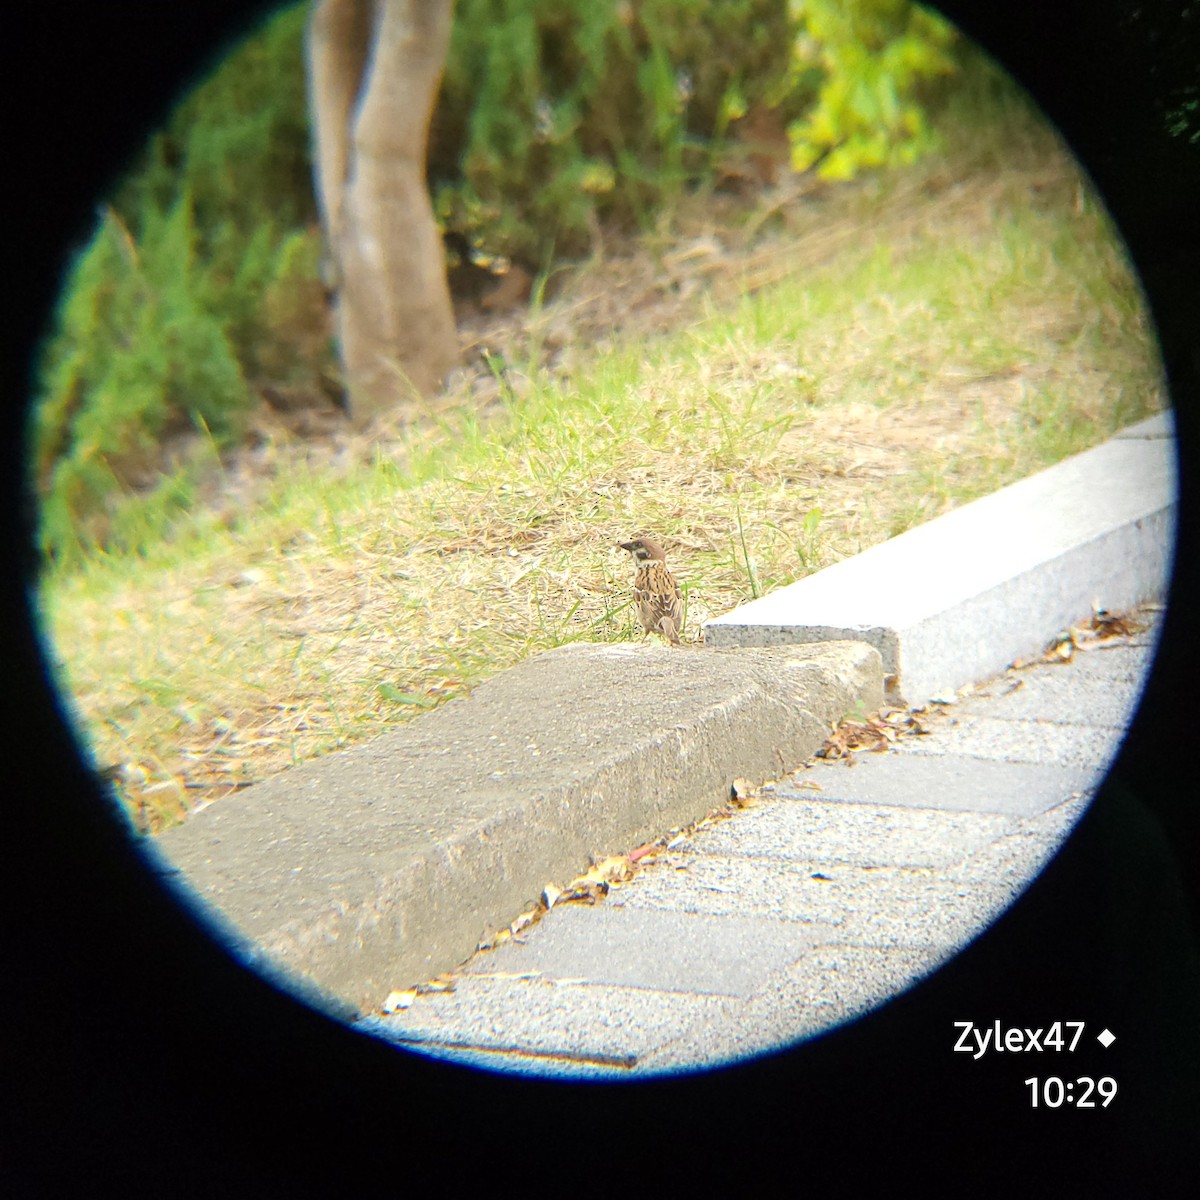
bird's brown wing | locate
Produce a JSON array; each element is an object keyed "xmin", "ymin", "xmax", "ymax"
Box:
[{"xmin": 635, "ymin": 565, "xmax": 683, "ymax": 642}]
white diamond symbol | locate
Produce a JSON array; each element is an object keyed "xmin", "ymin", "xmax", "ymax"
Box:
[{"xmin": 1097, "ymin": 1028, "xmax": 1116, "ymax": 1047}]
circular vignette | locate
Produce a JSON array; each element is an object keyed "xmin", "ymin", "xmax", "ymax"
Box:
[{"xmin": 4, "ymin": 2, "xmax": 1198, "ymax": 1192}]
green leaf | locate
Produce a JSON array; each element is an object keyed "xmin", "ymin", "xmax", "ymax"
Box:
[{"xmin": 377, "ymin": 685, "xmax": 437, "ymax": 708}]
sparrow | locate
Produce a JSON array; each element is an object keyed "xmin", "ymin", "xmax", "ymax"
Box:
[{"xmin": 619, "ymin": 536, "xmax": 684, "ymax": 644}]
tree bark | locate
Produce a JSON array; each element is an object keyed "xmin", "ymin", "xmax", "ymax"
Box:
[{"xmin": 307, "ymin": 0, "xmax": 458, "ymax": 421}]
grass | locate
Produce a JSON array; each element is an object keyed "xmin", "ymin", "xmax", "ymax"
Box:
[{"xmin": 36, "ymin": 65, "xmax": 1166, "ymax": 832}]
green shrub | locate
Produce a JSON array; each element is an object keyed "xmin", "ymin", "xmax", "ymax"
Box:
[
  {"xmin": 34, "ymin": 200, "xmax": 248, "ymax": 561},
  {"xmin": 787, "ymin": 0, "xmax": 958, "ymax": 179},
  {"xmin": 434, "ymin": 0, "xmax": 957, "ymax": 259},
  {"xmin": 32, "ymin": 5, "xmax": 329, "ymax": 565},
  {"xmin": 431, "ymin": 0, "xmax": 810, "ymax": 260}
]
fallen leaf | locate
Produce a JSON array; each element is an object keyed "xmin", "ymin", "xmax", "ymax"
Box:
[
  {"xmin": 377, "ymin": 684, "xmax": 437, "ymax": 707},
  {"xmin": 816, "ymin": 717, "xmax": 890, "ymax": 760},
  {"xmin": 561, "ymin": 880, "xmax": 608, "ymax": 904},
  {"xmin": 511, "ymin": 910, "xmax": 538, "ymax": 934},
  {"xmin": 382, "ymin": 989, "xmax": 417, "ymax": 1013},
  {"xmin": 731, "ymin": 777, "xmax": 755, "ymax": 804},
  {"xmin": 417, "ymin": 974, "xmax": 457, "ymax": 994},
  {"xmin": 1079, "ymin": 606, "xmax": 1146, "ymax": 643},
  {"xmin": 576, "ymin": 855, "xmax": 634, "ymax": 887},
  {"xmin": 1050, "ymin": 637, "xmax": 1075, "ymax": 662}
]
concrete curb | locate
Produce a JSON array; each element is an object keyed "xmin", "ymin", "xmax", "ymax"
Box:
[
  {"xmin": 704, "ymin": 413, "xmax": 1176, "ymax": 706},
  {"xmin": 155, "ymin": 640, "xmax": 883, "ymax": 1012}
]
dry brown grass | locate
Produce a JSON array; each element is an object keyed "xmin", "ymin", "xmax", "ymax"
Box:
[{"xmin": 40, "ymin": 103, "xmax": 1166, "ymax": 832}]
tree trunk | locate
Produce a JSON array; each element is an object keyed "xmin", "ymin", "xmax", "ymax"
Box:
[{"xmin": 307, "ymin": 0, "xmax": 458, "ymax": 422}]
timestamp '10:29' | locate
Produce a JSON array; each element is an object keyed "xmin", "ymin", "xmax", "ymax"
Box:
[{"xmin": 1024, "ymin": 1077, "xmax": 1117, "ymax": 1107}]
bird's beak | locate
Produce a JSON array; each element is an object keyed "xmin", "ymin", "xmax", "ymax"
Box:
[{"xmin": 618, "ymin": 541, "xmax": 635, "ymax": 552}]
